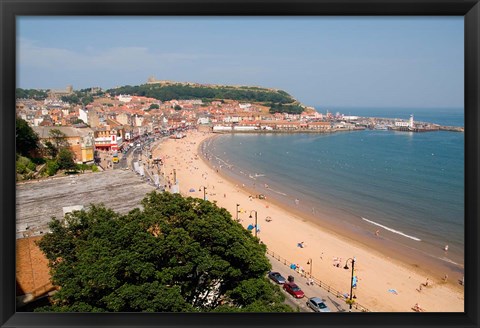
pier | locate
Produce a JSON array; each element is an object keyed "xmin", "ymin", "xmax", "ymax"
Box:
[{"xmin": 210, "ymin": 116, "xmax": 463, "ymax": 134}]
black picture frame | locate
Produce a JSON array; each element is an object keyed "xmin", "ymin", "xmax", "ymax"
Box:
[{"xmin": 1, "ymin": 1, "xmax": 478, "ymax": 327}]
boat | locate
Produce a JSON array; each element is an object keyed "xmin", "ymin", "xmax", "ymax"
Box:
[{"xmin": 374, "ymin": 124, "xmax": 388, "ymax": 130}]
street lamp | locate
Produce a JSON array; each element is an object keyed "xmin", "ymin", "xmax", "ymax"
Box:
[
  {"xmin": 307, "ymin": 258, "xmax": 313, "ymax": 277},
  {"xmin": 344, "ymin": 257, "xmax": 356, "ymax": 312},
  {"xmin": 249, "ymin": 210, "xmax": 258, "ymax": 238},
  {"xmin": 199, "ymin": 186, "xmax": 207, "ymax": 200},
  {"xmin": 236, "ymin": 204, "xmax": 240, "ymax": 222}
]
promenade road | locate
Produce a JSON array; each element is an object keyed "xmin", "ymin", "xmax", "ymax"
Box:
[{"xmin": 268, "ymin": 253, "xmax": 362, "ymax": 312}]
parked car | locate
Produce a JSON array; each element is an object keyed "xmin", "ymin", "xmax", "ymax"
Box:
[
  {"xmin": 306, "ymin": 297, "xmax": 331, "ymax": 312},
  {"xmin": 283, "ymin": 282, "xmax": 305, "ymax": 298},
  {"xmin": 268, "ymin": 271, "xmax": 286, "ymax": 284}
]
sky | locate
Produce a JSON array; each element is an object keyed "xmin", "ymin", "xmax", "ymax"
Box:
[{"xmin": 17, "ymin": 17, "xmax": 464, "ymax": 110}]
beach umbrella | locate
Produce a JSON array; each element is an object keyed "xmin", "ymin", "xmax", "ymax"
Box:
[{"xmin": 247, "ymin": 224, "xmax": 254, "ymax": 231}]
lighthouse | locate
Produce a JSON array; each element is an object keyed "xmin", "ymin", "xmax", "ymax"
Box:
[{"xmin": 409, "ymin": 114, "xmax": 414, "ymax": 128}]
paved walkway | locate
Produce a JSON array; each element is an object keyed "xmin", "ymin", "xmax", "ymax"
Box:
[{"xmin": 268, "ymin": 253, "xmax": 364, "ymax": 312}]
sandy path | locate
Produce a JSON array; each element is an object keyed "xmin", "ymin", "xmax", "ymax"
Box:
[{"xmin": 153, "ymin": 130, "xmax": 464, "ymax": 312}]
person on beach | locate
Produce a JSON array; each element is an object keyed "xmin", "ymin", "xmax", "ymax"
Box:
[
  {"xmin": 444, "ymin": 245, "xmax": 449, "ymax": 252},
  {"xmin": 375, "ymin": 230, "xmax": 380, "ymax": 236},
  {"xmin": 443, "ymin": 274, "xmax": 448, "ymax": 282},
  {"xmin": 413, "ymin": 303, "xmax": 425, "ymax": 312}
]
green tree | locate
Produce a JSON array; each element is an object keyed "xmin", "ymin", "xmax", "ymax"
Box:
[
  {"xmin": 106, "ymin": 83, "xmax": 297, "ymax": 104},
  {"xmin": 16, "ymin": 88, "xmax": 48, "ymax": 100},
  {"xmin": 45, "ymin": 160, "xmax": 60, "ymax": 176},
  {"xmin": 44, "ymin": 140, "xmax": 58, "ymax": 158},
  {"xmin": 149, "ymin": 104, "xmax": 160, "ymax": 110},
  {"xmin": 57, "ymin": 148, "xmax": 76, "ymax": 170},
  {"xmin": 16, "ymin": 117, "xmax": 40, "ymax": 157},
  {"xmin": 36, "ymin": 192, "xmax": 292, "ymax": 312},
  {"xmin": 81, "ymin": 95, "xmax": 94, "ymax": 106},
  {"xmin": 49, "ymin": 129, "xmax": 70, "ymax": 150}
]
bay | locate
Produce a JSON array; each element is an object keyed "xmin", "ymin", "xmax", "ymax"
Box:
[{"xmin": 205, "ymin": 109, "xmax": 464, "ymax": 268}]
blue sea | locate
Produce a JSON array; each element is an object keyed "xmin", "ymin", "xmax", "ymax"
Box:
[{"xmin": 203, "ymin": 108, "xmax": 464, "ymax": 272}]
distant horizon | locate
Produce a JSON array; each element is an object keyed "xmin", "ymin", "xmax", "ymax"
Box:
[{"xmin": 316, "ymin": 105, "xmax": 464, "ymax": 111}]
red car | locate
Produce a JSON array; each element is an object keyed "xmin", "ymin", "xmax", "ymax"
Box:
[{"xmin": 283, "ymin": 282, "xmax": 305, "ymax": 298}]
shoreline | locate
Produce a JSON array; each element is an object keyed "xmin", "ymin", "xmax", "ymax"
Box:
[
  {"xmin": 154, "ymin": 130, "xmax": 464, "ymax": 312},
  {"xmin": 201, "ymin": 132, "xmax": 465, "ymax": 272},
  {"xmin": 199, "ymin": 134, "xmax": 464, "ymax": 286}
]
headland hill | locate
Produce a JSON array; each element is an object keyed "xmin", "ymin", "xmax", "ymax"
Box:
[{"xmin": 16, "ymin": 77, "xmax": 463, "ymax": 139}]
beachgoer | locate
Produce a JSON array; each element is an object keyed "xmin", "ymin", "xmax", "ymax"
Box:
[
  {"xmin": 444, "ymin": 245, "xmax": 449, "ymax": 251},
  {"xmin": 375, "ymin": 230, "xmax": 380, "ymax": 236},
  {"xmin": 443, "ymin": 274, "xmax": 448, "ymax": 282},
  {"xmin": 413, "ymin": 303, "xmax": 424, "ymax": 312},
  {"xmin": 299, "ymin": 266, "xmax": 305, "ymax": 277},
  {"xmin": 424, "ymin": 278, "xmax": 430, "ymax": 287}
]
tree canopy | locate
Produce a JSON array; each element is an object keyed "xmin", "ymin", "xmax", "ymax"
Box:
[
  {"xmin": 107, "ymin": 84, "xmax": 297, "ymax": 106},
  {"xmin": 16, "ymin": 117, "xmax": 40, "ymax": 157},
  {"xmin": 16, "ymin": 88, "xmax": 48, "ymax": 100},
  {"xmin": 56, "ymin": 148, "xmax": 76, "ymax": 170},
  {"xmin": 36, "ymin": 192, "xmax": 292, "ymax": 312}
]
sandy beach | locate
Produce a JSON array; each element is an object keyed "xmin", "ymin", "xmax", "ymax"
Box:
[{"xmin": 152, "ymin": 130, "xmax": 464, "ymax": 312}]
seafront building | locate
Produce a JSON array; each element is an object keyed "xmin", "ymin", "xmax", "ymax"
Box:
[{"xmin": 17, "ymin": 85, "xmax": 463, "ymax": 168}]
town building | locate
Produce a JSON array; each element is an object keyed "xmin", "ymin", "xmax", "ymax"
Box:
[{"xmin": 32, "ymin": 126, "xmax": 95, "ymax": 164}]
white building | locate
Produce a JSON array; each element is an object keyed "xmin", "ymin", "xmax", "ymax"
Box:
[
  {"xmin": 197, "ymin": 117, "xmax": 210, "ymax": 125},
  {"xmin": 394, "ymin": 115, "xmax": 414, "ymax": 128},
  {"xmin": 79, "ymin": 108, "xmax": 88, "ymax": 124},
  {"xmin": 233, "ymin": 125, "xmax": 258, "ymax": 131},
  {"xmin": 213, "ymin": 125, "xmax": 232, "ymax": 132},
  {"xmin": 118, "ymin": 94, "xmax": 133, "ymax": 103}
]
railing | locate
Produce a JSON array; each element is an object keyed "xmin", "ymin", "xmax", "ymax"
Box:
[{"xmin": 266, "ymin": 248, "xmax": 370, "ymax": 312}]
